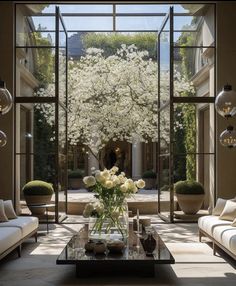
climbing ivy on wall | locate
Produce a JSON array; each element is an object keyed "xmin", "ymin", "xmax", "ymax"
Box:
[{"xmin": 177, "ymin": 29, "xmax": 197, "ymax": 181}]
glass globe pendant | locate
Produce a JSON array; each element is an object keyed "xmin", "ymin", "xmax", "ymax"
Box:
[
  {"xmin": 215, "ymin": 84, "xmax": 236, "ymax": 118},
  {"xmin": 0, "ymin": 80, "xmax": 13, "ymax": 115},
  {"xmin": 0, "ymin": 130, "xmax": 7, "ymax": 147},
  {"xmin": 219, "ymin": 125, "xmax": 236, "ymax": 148}
]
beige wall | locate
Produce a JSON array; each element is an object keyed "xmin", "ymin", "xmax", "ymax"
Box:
[
  {"xmin": 216, "ymin": 2, "xmax": 236, "ymax": 200},
  {"xmin": 0, "ymin": 2, "xmax": 14, "ymax": 202}
]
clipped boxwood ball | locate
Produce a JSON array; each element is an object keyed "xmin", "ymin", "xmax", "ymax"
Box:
[
  {"xmin": 23, "ymin": 180, "xmax": 54, "ymax": 196},
  {"xmin": 174, "ymin": 180, "xmax": 204, "ymax": 195}
]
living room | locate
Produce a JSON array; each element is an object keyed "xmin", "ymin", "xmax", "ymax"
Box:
[{"xmin": 0, "ymin": 1, "xmax": 236, "ymax": 285}]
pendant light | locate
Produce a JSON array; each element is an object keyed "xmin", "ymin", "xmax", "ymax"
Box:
[
  {"xmin": 219, "ymin": 125, "xmax": 236, "ymax": 148},
  {"xmin": 0, "ymin": 79, "xmax": 13, "ymax": 115},
  {"xmin": 215, "ymin": 84, "xmax": 236, "ymax": 118},
  {"xmin": 0, "ymin": 80, "xmax": 13, "ymax": 148}
]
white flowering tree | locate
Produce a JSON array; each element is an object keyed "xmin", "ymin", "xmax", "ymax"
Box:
[{"xmin": 36, "ymin": 44, "xmax": 194, "ymax": 168}]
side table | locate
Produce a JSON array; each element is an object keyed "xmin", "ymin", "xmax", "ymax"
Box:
[{"xmin": 28, "ymin": 203, "xmax": 55, "ymax": 234}]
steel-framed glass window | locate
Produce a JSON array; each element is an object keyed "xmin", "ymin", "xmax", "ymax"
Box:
[{"xmin": 14, "ymin": 2, "xmax": 216, "ymax": 223}]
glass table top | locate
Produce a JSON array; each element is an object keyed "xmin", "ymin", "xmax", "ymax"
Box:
[{"xmin": 57, "ymin": 225, "xmax": 175, "ymax": 264}]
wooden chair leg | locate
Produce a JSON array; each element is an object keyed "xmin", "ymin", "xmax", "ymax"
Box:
[{"xmin": 17, "ymin": 244, "xmax": 22, "ymax": 257}]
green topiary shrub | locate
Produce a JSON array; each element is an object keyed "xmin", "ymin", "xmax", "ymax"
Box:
[
  {"xmin": 23, "ymin": 180, "xmax": 54, "ymax": 196},
  {"xmin": 174, "ymin": 180, "xmax": 204, "ymax": 195},
  {"xmin": 68, "ymin": 169, "xmax": 84, "ymax": 179},
  {"xmin": 142, "ymin": 170, "xmax": 157, "ymax": 179}
]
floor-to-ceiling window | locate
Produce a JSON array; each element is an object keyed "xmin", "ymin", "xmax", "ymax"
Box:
[{"xmin": 14, "ymin": 3, "xmax": 215, "ymax": 222}]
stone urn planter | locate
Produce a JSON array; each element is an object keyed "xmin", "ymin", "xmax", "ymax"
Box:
[
  {"xmin": 142, "ymin": 170, "xmax": 157, "ymax": 190},
  {"xmin": 68, "ymin": 178, "xmax": 84, "ymax": 190},
  {"xmin": 68, "ymin": 169, "xmax": 84, "ymax": 190},
  {"xmin": 23, "ymin": 180, "xmax": 54, "ymax": 215},
  {"xmin": 174, "ymin": 180, "xmax": 205, "ymax": 215}
]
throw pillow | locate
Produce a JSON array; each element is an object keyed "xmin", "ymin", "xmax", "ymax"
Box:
[
  {"xmin": 212, "ymin": 198, "xmax": 227, "ymax": 215},
  {"xmin": 219, "ymin": 200, "xmax": 236, "ymax": 221},
  {"xmin": 0, "ymin": 200, "xmax": 9, "ymax": 222},
  {"xmin": 4, "ymin": 200, "xmax": 17, "ymax": 219}
]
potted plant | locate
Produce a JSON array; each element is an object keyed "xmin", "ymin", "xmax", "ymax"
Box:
[
  {"xmin": 174, "ymin": 180, "xmax": 205, "ymax": 215},
  {"xmin": 142, "ymin": 170, "xmax": 157, "ymax": 189},
  {"xmin": 68, "ymin": 169, "xmax": 84, "ymax": 189},
  {"xmin": 23, "ymin": 180, "xmax": 54, "ymax": 215}
]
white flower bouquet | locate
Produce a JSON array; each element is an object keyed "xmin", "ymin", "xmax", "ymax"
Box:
[{"xmin": 83, "ymin": 166, "xmax": 145, "ymax": 240}]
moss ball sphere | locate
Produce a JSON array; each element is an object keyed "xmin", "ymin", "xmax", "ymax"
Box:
[{"xmin": 23, "ymin": 180, "xmax": 54, "ymax": 196}]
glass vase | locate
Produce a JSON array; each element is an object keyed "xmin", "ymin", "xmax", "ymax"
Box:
[{"xmin": 88, "ymin": 201, "xmax": 129, "ymax": 242}]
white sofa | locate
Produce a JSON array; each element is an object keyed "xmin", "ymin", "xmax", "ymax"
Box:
[
  {"xmin": 0, "ymin": 216, "xmax": 38, "ymax": 259},
  {"xmin": 198, "ymin": 215, "xmax": 236, "ymax": 260}
]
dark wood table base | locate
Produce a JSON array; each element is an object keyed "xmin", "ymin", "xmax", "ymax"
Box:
[{"xmin": 76, "ymin": 260, "xmax": 155, "ymax": 277}]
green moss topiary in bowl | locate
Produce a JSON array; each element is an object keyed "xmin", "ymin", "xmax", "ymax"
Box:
[
  {"xmin": 174, "ymin": 180, "xmax": 204, "ymax": 195},
  {"xmin": 23, "ymin": 180, "xmax": 54, "ymax": 215},
  {"xmin": 23, "ymin": 180, "xmax": 54, "ymax": 196},
  {"xmin": 142, "ymin": 170, "xmax": 157, "ymax": 179},
  {"xmin": 174, "ymin": 180, "xmax": 205, "ymax": 215},
  {"xmin": 68, "ymin": 169, "xmax": 84, "ymax": 179}
]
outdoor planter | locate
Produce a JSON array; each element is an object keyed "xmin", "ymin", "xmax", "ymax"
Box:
[
  {"xmin": 142, "ymin": 170, "xmax": 157, "ymax": 190},
  {"xmin": 174, "ymin": 180, "xmax": 205, "ymax": 215},
  {"xmin": 23, "ymin": 180, "xmax": 54, "ymax": 215},
  {"xmin": 68, "ymin": 178, "xmax": 84, "ymax": 189}
]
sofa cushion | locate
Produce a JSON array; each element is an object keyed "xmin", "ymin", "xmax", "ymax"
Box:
[
  {"xmin": 212, "ymin": 225, "xmax": 236, "ymax": 256},
  {"xmin": 0, "ymin": 227, "xmax": 22, "ymax": 254},
  {"xmin": 212, "ymin": 198, "xmax": 227, "ymax": 215},
  {"xmin": 0, "ymin": 216, "xmax": 38, "ymax": 238},
  {"xmin": 0, "ymin": 200, "xmax": 8, "ymax": 222},
  {"xmin": 198, "ymin": 215, "xmax": 231, "ymax": 236},
  {"xmin": 4, "ymin": 200, "xmax": 17, "ymax": 219},
  {"xmin": 219, "ymin": 200, "xmax": 236, "ymax": 221},
  {"xmin": 232, "ymin": 218, "xmax": 236, "ymax": 227}
]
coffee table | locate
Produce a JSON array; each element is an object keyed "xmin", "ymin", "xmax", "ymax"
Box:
[{"xmin": 57, "ymin": 225, "xmax": 174, "ymax": 277}]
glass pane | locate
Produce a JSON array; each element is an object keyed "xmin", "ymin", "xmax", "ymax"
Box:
[
  {"xmin": 174, "ymin": 103, "xmax": 196, "ymax": 154},
  {"xmin": 59, "ymin": 19, "xmax": 66, "ymax": 47},
  {"xmin": 159, "ymin": 20, "xmax": 170, "ymax": 107},
  {"xmin": 16, "ymin": 103, "xmax": 55, "ymax": 153},
  {"xmin": 31, "ymin": 16, "xmax": 55, "ymax": 31},
  {"xmin": 16, "ymin": 47, "xmax": 55, "ymax": 97},
  {"xmin": 116, "ymin": 4, "xmax": 197, "ymax": 14},
  {"xmin": 59, "ymin": 49, "xmax": 66, "ymax": 105},
  {"xmin": 174, "ymin": 16, "xmax": 200, "ymax": 31},
  {"xmin": 15, "ymin": 102, "xmax": 56, "ymax": 212},
  {"xmin": 174, "ymin": 47, "xmax": 215, "ymax": 97},
  {"xmin": 117, "ymin": 4, "xmax": 169, "ymax": 14},
  {"xmin": 173, "ymin": 154, "xmax": 215, "ymax": 210},
  {"xmin": 174, "ymin": 5, "xmax": 215, "ymax": 45},
  {"xmin": 64, "ymin": 16, "xmax": 113, "ymax": 31},
  {"xmin": 59, "ymin": 19, "xmax": 67, "ymax": 105},
  {"xmin": 174, "ymin": 103, "xmax": 215, "ymax": 154},
  {"xmin": 69, "ymin": 32, "xmax": 157, "ymax": 59},
  {"xmin": 116, "ymin": 16, "xmax": 164, "ymax": 31},
  {"xmin": 174, "ymin": 4, "xmax": 208, "ymax": 14},
  {"xmin": 159, "ymin": 155, "xmax": 171, "ymax": 215},
  {"xmin": 16, "ymin": 30, "xmax": 55, "ymax": 47},
  {"xmin": 16, "ymin": 5, "xmax": 55, "ymax": 46},
  {"xmin": 15, "ymin": 154, "xmax": 32, "ymax": 194},
  {"xmin": 59, "ymin": 106, "xmax": 67, "ymax": 194},
  {"xmin": 30, "ymin": 4, "xmax": 113, "ymax": 14},
  {"xmin": 160, "ymin": 106, "xmax": 170, "ymax": 154},
  {"xmin": 174, "ymin": 13, "xmax": 215, "ymax": 47},
  {"xmin": 174, "ymin": 31, "xmax": 199, "ymax": 46}
]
